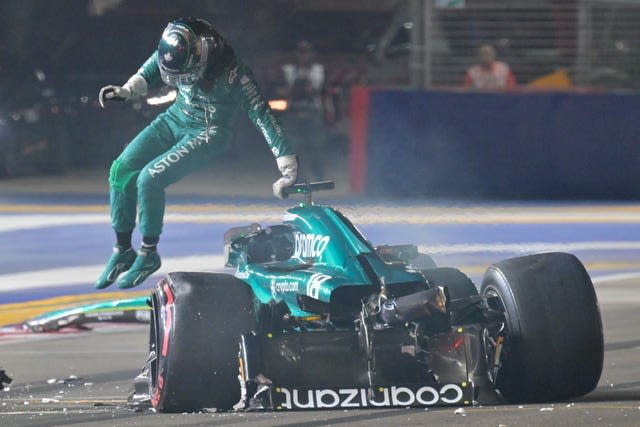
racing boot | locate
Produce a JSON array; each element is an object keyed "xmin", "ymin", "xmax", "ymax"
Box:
[
  {"xmin": 117, "ymin": 249, "xmax": 161, "ymax": 289},
  {"xmin": 95, "ymin": 246, "xmax": 137, "ymax": 289}
]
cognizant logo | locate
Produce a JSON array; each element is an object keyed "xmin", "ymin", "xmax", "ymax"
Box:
[{"xmin": 275, "ymin": 384, "xmax": 465, "ymax": 409}]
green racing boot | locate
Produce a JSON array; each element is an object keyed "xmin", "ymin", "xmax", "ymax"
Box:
[
  {"xmin": 117, "ymin": 249, "xmax": 162, "ymax": 289},
  {"xmin": 95, "ymin": 246, "xmax": 137, "ymax": 289}
]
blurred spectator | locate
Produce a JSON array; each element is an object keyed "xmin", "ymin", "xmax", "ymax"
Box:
[
  {"xmin": 464, "ymin": 44, "xmax": 516, "ymax": 90},
  {"xmin": 279, "ymin": 41, "xmax": 334, "ymax": 180}
]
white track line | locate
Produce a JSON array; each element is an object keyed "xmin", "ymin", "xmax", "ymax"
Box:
[
  {"xmin": 3, "ymin": 206, "xmax": 640, "ymax": 232},
  {"xmin": 0, "ymin": 255, "xmax": 225, "ymax": 293},
  {"xmin": 0, "ymin": 214, "xmax": 284, "ymax": 233},
  {"xmin": 0, "ymin": 214, "xmax": 108, "ymax": 232},
  {"xmin": 592, "ymin": 271, "xmax": 640, "ymax": 284},
  {"xmin": 419, "ymin": 241, "xmax": 640, "ymax": 255}
]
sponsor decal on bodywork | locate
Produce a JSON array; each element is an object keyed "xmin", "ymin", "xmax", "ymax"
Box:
[
  {"xmin": 306, "ymin": 273, "xmax": 331, "ymax": 299},
  {"xmin": 272, "ymin": 384, "xmax": 470, "ymax": 410},
  {"xmin": 270, "ymin": 278, "xmax": 300, "ymax": 298},
  {"xmin": 294, "ymin": 233, "xmax": 330, "ymax": 259}
]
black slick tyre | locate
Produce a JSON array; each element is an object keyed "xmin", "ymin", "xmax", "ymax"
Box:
[
  {"xmin": 481, "ymin": 252, "xmax": 603, "ymax": 403},
  {"xmin": 149, "ymin": 272, "xmax": 257, "ymax": 413}
]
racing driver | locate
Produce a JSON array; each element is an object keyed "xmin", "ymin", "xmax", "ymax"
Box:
[{"xmin": 95, "ymin": 18, "xmax": 297, "ymax": 289}]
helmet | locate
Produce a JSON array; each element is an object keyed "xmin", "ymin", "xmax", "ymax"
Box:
[{"xmin": 157, "ymin": 20, "xmax": 210, "ymax": 87}]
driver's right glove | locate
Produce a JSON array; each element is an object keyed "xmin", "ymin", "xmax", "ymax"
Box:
[
  {"xmin": 99, "ymin": 74, "xmax": 148, "ymax": 108},
  {"xmin": 273, "ymin": 155, "xmax": 298, "ymax": 199}
]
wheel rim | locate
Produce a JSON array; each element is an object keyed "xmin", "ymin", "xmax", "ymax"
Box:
[
  {"xmin": 483, "ymin": 286, "xmax": 504, "ymax": 312},
  {"xmin": 482, "ymin": 285, "xmax": 508, "ymax": 386}
]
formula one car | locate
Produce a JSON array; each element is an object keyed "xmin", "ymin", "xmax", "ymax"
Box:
[{"xmin": 137, "ymin": 182, "xmax": 603, "ymax": 413}]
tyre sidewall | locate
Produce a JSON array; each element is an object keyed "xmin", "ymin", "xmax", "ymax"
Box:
[{"xmin": 481, "ymin": 252, "xmax": 603, "ymax": 402}]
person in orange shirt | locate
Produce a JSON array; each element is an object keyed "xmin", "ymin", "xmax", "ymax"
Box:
[{"xmin": 464, "ymin": 44, "xmax": 516, "ymax": 90}]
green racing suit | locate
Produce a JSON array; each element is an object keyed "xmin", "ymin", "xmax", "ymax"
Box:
[{"xmin": 109, "ymin": 51, "xmax": 292, "ymax": 238}]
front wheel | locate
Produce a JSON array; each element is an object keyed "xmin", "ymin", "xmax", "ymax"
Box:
[
  {"xmin": 481, "ymin": 252, "xmax": 603, "ymax": 403},
  {"xmin": 149, "ymin": 272, "xmax": 257, "ymax": 412}
]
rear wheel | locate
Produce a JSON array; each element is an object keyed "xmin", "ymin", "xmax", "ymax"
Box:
[
  {"xmin": 149, "ymin": 272, "xmax": 257, "ymax": 412},
  {"xmin": 481, "ymin": 252, "xmax": 603, "ymax": 403}
]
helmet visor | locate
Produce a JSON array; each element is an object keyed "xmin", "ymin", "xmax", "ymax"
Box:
[{"xmin": 157, "ymin": 24, "xmax": 209, "ymax": 87}]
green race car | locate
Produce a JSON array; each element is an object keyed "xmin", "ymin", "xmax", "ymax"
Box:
[{"xmin": 130, "ymin": 181, "xmax": 604, "ymax": 413}]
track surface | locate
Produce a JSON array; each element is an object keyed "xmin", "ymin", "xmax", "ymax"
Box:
[{"xmin": 1, "ymin": 196, "xmax": 639, "ymax": 426}]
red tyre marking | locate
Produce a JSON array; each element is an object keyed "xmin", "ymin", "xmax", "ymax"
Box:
[
  {"xmin": 152, "ymin": 374, "xmax": 164, "ymax": 405},
  {"xmin": 164, "ymin": 282, "xmax": 174, "ymax": 305},
  {"xmin": 151, "ymin": 386, "xmax": 162, "ymax": 407},
  {"xmin": 152, "ymin": 282, "xmax": 174, "ymax": 408},
  {"xmin": 161, "ymin": 283, "xmax": 174, "ymax": 357}
]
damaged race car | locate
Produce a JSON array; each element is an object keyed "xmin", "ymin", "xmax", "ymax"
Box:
[{"xmin": 135, "ymin": 181, "xmax": 603, "ymax": 413}]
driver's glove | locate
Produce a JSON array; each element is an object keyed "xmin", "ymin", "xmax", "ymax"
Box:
[
  {"xmin": 273, "ymin": 155, "xmax": 298, "ymax": 199},
  {"xmin": 99, "ymin": 74, "xmax": 148, "ymax": 108}
]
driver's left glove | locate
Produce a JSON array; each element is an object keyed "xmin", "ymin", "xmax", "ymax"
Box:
[{"xmin": 273, "ymin": 155, "xmax": 298, "ymax": 199}]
